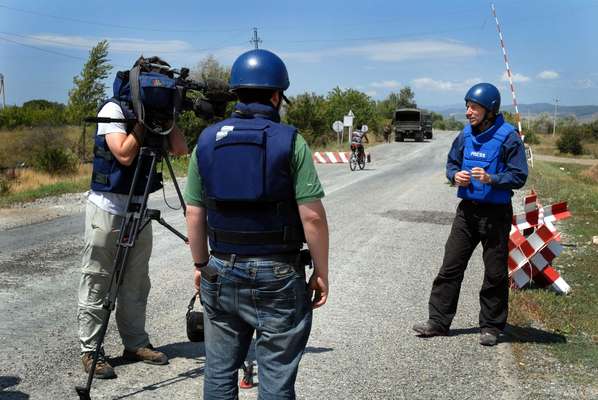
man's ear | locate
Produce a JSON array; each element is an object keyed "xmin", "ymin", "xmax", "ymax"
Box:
[{"xmin": 270, "ymin": 91, "xmax": 281, "ymax": 107}]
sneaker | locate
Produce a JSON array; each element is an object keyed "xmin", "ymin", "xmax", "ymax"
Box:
[
  {"xmin": 123, "ymin": 344, "xmax": 168, "ymax": 365},
  {"xmin": 412, "ymin": 321, "xmax": 448, "ymax": 337},
  {"xmin": 81, "ymin": 350, "xmax": 116, "ymax": 379},
  {"xmin": 480, "ymin": 329, "xmax": 499, "ymax": 346}
]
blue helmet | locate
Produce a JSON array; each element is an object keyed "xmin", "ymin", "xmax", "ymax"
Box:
[
  {"xmin": 464, "ymin": 83, "xmax": 501, "ymax": 114},
  {"xmin": 229, "ymin": 49, "xmax": 289, "ymax": 91}
]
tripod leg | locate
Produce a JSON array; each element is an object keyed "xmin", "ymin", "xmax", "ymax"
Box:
[{"xmin": 76, "ymin": 242, "xmax": 131, "ymax": 399}]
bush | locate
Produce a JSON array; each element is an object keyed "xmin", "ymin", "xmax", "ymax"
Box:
[
  {"xmin": 523, "ymin": 130, "xmax": 540, "ymax": 145},
  {"xmin": 31, "ymin": 147, "xmax": 79, "ymax": 174},
  {"xmin": 21, "ymin": 127, "xmax": 80, "ymax": 174},
  {"xmin": 556, "ymin": 129, "xmax": 583, "ymax": 155}
]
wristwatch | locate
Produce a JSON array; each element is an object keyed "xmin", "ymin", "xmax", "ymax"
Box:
[{"xmin": 194, "ymin": 260, "xmax": 209, "ymax": 270}]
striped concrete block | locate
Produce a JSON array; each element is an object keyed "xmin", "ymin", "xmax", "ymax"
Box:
[{"xmin": 312, "ymin": 151, "xmax": 371, "ymax": 164}]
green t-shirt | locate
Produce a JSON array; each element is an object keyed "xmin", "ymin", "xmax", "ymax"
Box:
[{"xmin": 183, "ymin": 133, "xmax": 324, "ymax": 207}]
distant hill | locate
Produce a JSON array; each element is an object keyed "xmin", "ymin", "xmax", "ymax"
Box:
[{"xmin": 425, "ymin": 103, "xmax": 598, "ymax": 123}]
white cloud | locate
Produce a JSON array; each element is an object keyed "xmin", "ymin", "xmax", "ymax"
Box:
[
  {"xmin": 29, "ymin": 34, "xmax": 191, "ymax": 54},
  {"xmin": 364, "ymin": 90, "xmax": 377, "ymax": 97},
  {"xmin": 501, "ymin": 71, "xmax": 530, "ymax": 83},
  {"xmin": 277, "ymin": 39, "xmax": 478, "ymax": 64},
  {"xmin": 537, "ymin": 70, "xmax": 559, "ymax": 80},
  {"xmin": 412, "ymin": 77, "xmax": 480, "ymax": 92},
  {"xmin": 576, "ymin": 79, "xmax": 596, "ymax": 89},
  {"xmin": 370, "ymin": 80, "xmax": 401, "ymax": 89},
  {"xmin": 339, "ymin": 40, "xmax": 478, "ymax": 62}
]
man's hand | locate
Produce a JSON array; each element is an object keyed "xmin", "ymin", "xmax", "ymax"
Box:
[
  {"xmin": 308, "ymin": 272, "xmax": 328, "ymax": 309},
  {"xmin": 454, "ymin": 170, "xmax": 471, "ymax": 187},
  {"xmin": 194, "ymin": 269, "xmax": 201, "ymax": 292},
  {"xmin": 471, "ymin": 167, "xmax": 492, "ymax": 184}
]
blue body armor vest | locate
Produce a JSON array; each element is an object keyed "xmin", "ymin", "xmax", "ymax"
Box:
[
  {"xmin": 457, "ymin": 114, "xmax": 513, "ymax": 204},
  {"xmin": 197, "ymin": 103, "xmax": 305, "ymax": 255},
  {"xmin": 90, "ymin": 99, "xmax": 163, "ymax": 196}
]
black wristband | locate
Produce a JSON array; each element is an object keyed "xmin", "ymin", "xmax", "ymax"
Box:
[{"xmin": 194, "ymin": 260, "xmax": 209, "ymax": 270}]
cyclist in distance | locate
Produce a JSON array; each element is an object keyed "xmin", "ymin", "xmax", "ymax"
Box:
[{"xmin": 350, "ymin": 125, "xmax": 369, "ymax": 162}]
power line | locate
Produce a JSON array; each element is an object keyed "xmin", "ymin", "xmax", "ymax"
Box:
[
  {"xmin": 0, "ymin": 4, "xmax": 249, "ymax": 34},
  {"xmin": 0, "ymin": 31, "xmax": 248, "ymax": 56},
  {"xmin": 0, "ymin": 33, "xmax": 250, "ymax": 70},
  {"xmin": 272, "ymin": 24, "xmax": 488, "ymax": 46},
  {"xmin": 0, "ymin": 35, "xmax": 87, "ymax": 61}
]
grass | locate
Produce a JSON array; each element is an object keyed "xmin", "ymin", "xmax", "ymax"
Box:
[
  {"xmin": 530, "ymin": 133, "xmax": 598, "ymax": 159},
  {"xmin": 508, "ymin": 160, "xmax": 598, "ymax": 385},
  {"xmin": 0, "ymin": 165, "xmax": 91, "ymax": 207}
]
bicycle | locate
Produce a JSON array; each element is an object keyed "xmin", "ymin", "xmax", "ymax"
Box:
[{"xmin": 349, "ymin": 144, "xmax": 366, "ymax": 171}]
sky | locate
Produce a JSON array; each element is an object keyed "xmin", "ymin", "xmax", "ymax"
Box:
[{"xmin": 0, "ymin": 0, "xmax": 596, "ymax": 108}]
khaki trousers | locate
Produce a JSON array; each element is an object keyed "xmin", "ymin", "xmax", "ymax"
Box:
[{"xmin": 77, "ymin": 201, "xmax": 153, "ymax": 353}]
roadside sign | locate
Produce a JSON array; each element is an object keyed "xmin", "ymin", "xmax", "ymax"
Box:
[
  {"xmin": 343, "ymin": 110, "xmax": 354, "ymax": 127},
  {"xmin": 332, "ymin": 120, "xmax": 343, "ymax": 133}
]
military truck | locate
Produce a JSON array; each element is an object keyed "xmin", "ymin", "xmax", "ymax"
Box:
[
  {"xmin": 422, "ymin": 111, "xmax": 433, "ymax": 139},
  {"xmin": 392, "ymin": 108, "xmax": 430, "ymax": 142}
]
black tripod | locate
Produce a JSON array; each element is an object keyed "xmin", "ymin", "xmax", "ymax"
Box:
[{"xmin": 76, "ymin": 133, "xmax": 188, "ymax": 400}]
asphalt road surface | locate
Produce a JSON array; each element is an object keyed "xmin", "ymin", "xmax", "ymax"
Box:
[{"xmin": 0, "ymin": 131, "xmax": 522, "ymax": 400}]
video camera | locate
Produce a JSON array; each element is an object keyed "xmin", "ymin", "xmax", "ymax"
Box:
[{"xmin": 88, "ymin": 57, "xmax": 237, "ymax": 139}]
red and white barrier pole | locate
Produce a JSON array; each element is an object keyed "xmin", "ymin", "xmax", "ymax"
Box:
[{"xmin": 492, "ymin": 3, "xmax": 523, "ymax": 138}]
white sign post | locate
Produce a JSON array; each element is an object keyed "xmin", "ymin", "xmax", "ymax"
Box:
[
  {"xmin": 332, "ymin": 120, "xmax": 343, "ymax": 145},
  {"xmin": 343, "ymin": 110, "xmax": 355, "ymax": 144}
]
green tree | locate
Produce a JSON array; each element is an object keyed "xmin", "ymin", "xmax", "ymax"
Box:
[
  {"xmin": 377, "ymin": 87, "xmax": 418, "ymax": 121},
  {"xmin": 285, "ymin": 92, "xmax": 329, "ymax": 147},
  {"xmin": 325, "ymin": 87, "xmax": 380, "ymax": 135},
  {"xmin": 191, "ymin": 54, "xmax": 231, "ymax": 82},
  {"xmin": 178, "ymin": 55, "xmax": 234, "ymax": 147},
  {"xmin": 398, "ymin": 86, "xmax": 417, "ymax": 108},
  {"xmin": 67, "ymin": 40, "xmax": 112, "ymax": 125}
]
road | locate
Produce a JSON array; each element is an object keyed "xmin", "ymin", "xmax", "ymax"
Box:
[{"xmin": 0, "ymin": 131, "xmax": 521, "ymax": 400}]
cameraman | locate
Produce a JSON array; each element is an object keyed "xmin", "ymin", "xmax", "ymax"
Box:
[{"xmin": 76, "ymin": 56, "xmax": 187, "ymax": 379}]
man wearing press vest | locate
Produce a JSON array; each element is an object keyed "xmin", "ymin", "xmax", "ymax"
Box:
[
  {"xmin": 413, "ymin": 83, "xmax": 528, "ymax": 346},
  {"xmin": 185, "ymin": 49, "xmax": 329, "ymax": 399}
]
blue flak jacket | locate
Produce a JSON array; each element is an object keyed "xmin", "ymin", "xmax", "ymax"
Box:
[
  {"xmin": 90, "ymin": 99, "xmax": 163, "ymax": 196},
  {"xmin": 453, "ymin": 114, "xmax": 526, "ymax": 204},
  {"xmin": 197, "ymin": 102, "xmax": 305, "ymax": 256}
]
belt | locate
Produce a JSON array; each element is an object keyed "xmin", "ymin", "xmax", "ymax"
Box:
[
  {"xmin": 211, "ymin": 251, "xmax": 301, "ymax": 265},
  {"xmin": 462, "ymin": 200, "xmax": 510, "ymax": 207}
]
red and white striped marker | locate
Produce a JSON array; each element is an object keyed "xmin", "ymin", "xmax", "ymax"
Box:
[
  {"xmin": 492, "ymin": 3, "xmax": 523, "ymax": 138},
  {"xmin": 508, "ymin": 191, "xmax": 572, "ymax": 294},
  {"xmin": 312, "ymin": 151, "xmax": 370, "ymax": 164},
  {"xmin": 313, "ymin": 151, "xmax": 350, "ymax": 164}
]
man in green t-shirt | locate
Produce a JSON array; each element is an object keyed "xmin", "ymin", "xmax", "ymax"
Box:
[{"xmin": 184, "ymin": 48, "xmax": 329, "ymax": 400}]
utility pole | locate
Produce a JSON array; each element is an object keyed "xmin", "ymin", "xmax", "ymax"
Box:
[
  {"xmin": 552, "ymin": 97, "xmax": 559, "ymax": 136},
  {"xmin": 250, "ymin": 27, "xmax": 262, "ymax": 49},
  {"xmin": 0, "ymin": 73, "xmax": 5, "ymax": 109}
]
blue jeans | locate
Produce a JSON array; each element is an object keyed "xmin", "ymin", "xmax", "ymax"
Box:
[{"xmin": 200, "ymin": 255, "xmax": 313, "ymax": 400}]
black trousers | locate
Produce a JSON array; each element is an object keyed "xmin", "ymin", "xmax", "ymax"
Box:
[{"xmin": 428, "ymin": 200, "xmax": 513, "ymax": 333}]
